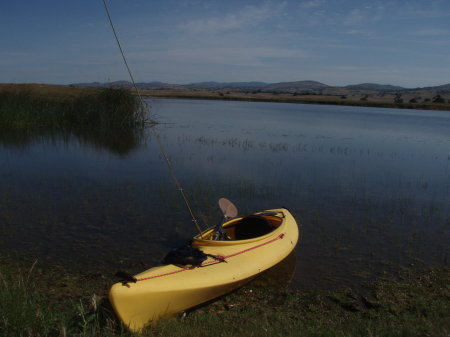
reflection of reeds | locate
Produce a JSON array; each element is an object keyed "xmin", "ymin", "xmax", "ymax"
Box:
[{"xmin": 0, "ymin": 88, "xmax": 148, "ymax": 155}]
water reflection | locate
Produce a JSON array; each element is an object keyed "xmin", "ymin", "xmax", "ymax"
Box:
[
  {"xmin": 0, "ymin": 125, "xmax": 145, "ymax": 156},
  {"xmin": 0, "ymin": 98, "xmax": 449, "ymax": 290}
]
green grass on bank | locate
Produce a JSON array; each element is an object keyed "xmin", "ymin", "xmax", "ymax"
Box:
[
  {"xmin": 0, "ymin": 261, "xmax": 62, "ymax": 337},
  {"xmin": 0, "ymin": 257, "xmax": 448, "ymax": 337},
  {"xmin": 150, "ymin": 268, "xmax": 450, "ymax": 337}
]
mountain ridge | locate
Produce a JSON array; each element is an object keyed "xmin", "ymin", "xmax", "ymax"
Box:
[{"xmin": 71, "ymin": 80, "xmax": 450, "ymax": 93}]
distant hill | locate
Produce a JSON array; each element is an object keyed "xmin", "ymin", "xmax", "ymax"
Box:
[
  {"xmin": 263, "ymin": 81, "xmax": 329, "ymax": 93},
  {"xmin": 71, "ymin": 80, "xmax": 450, "ymax": 95},
  {"xmin": 136, "ymin": 82, "xmax": 183, "ymax": 90},
  {"xmin": 434, "ymin": 83, "xmax": 450, "ymax": 90},
  {"xmin": 107, "ymin": 80, "xmax": 134, "ymax": 88},
  {"xmin": 72, "ymin": 81, "xmax": 104, "ymax": 88},
  {"xmin": 71, "ymin": 80, "xmax": 132, "ymax": 88},
  {"xmin": 184, "ymin": 81, "xmax": 268, "ymax": 90},
  {"xmin": 417, "ymin": 83, "xmax": 450, "ymax": 92},
  {"xmin": 344, "ymin": 83, "xmax": 405, "ymax": 91},
  {"xmin": 219, "ymin": 81, "xmax": 267, "ymax": 87},
  {"xmin": 72, "ymin": 80, "xmax": 329, "ymax": 92}
]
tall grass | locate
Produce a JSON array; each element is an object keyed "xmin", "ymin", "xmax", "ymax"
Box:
[
  {"xmin": 0, "ymin": 261, "xmax": 62, "ymax": 336},
  {"xmin": 0, "ymin": 258, "xmax": 448, "ymax": 337},
  {"xmin": 0, "ymin": 87, "xmax": 149, "ymax": 155},
  {"xmin": 0, "ymin": 88, "xmax": 147, "ymax": 129},
  {"xmin": 0, "ymin": 261, "xmax": 125, "ymax": 337}
]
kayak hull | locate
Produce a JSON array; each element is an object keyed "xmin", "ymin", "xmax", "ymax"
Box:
[{"xmin": 109, "ymin": 208, "xmax": 299, "ymax": 332}]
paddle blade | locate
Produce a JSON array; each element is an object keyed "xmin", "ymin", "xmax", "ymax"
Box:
[{"xmin": 218, "ymin": 198, "xmax": 238, "ymax": 218}]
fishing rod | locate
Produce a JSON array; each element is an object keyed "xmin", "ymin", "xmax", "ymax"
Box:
[{"xmin": 101, "ymin": 0, "xmax": 204, "ymax": 237}]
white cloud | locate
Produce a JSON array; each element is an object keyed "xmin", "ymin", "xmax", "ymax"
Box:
[
  {"xmin": 414, "ymin": 28, "xmax": 450, "ymax": 36},
  {"xmin": 179, "ymin": 2, "xmax": 286, "ymax": 34},
  {"xmin": 343, "ymin": 8, "xmax": 366, "ymax": 26},
  {"xmin": 299, "ymin": 0, "xmax": 323, "ymax": 9}
]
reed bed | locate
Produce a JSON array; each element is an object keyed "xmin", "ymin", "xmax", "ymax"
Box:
[
  {"xmin": 0, "ymin": 86, "xmax": 148, "ymax": 154},
  {"xmin": 0, "ymin": 87, "xmax": 147, "ymax": 129}
]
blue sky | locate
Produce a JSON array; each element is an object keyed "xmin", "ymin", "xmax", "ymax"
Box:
[{"xmin": 1, "ymin": 0, "xmax": 449, "ymax": 87}]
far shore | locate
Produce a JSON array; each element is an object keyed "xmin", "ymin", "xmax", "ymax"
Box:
[
  {"xmin": 1, "ymin": 83, "xmax": 449, "ymax": 111},
  {"xmin": 140, "ymin": 89, "xmax": 450, "ymax": 111}
]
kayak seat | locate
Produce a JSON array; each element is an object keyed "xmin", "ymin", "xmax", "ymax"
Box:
[{"xmin": 234, "ymin": 215, "xmax": 274, "ymax": 240}]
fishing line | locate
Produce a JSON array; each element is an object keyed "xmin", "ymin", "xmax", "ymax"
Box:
[
  {"xmin": 101, "ymin": 0, "xmax": 147, "ymax": 115},
  {"xmin": 101, "ymin": 0, "xmax": 203, "ymax": 237}
]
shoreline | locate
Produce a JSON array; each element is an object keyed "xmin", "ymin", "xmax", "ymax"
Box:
[
  {"xmin": 140, "ymin": 89, "xmax": 450, "ymax": 111},
  {"xmin": 1, "ymin": 254, "xmax": 448, "ymax": 336},
  {"xmin": 1, "ymin": 84, "xmax": 449, "ymax": 112}
]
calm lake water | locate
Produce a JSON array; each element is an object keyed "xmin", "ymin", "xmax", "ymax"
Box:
[{"xmin": 1, "ymin": 98, "xmax": 449, "ymax": 290}]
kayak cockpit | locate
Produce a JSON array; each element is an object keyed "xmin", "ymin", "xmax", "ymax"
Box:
[{"xmin": 195, "ymin": 211, "xmax": 284, "ymax": 243}]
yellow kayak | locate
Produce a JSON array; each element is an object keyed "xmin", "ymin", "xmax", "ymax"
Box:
[{"xmin": 109, "ymin": 208, "xmax": 299, "ymax": 332}]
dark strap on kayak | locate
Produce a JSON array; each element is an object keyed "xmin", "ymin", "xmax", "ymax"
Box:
[
  {"xmin": 206, "ymin": 254, "xmax": 227, "ymax": 263},
  {"xmin": 161, "ymin": 244, "xmax": 209, "ymax": 267},
  {"xmin": 135, "ymin": 233, "xmax": 285, "ymax": 283},
  {"xmin": 115, "ymin": 271, "xmax": 137, "ymax": 284},
  {"xmin": 114, "ymin": 247, "xmax": 228, "ymax": 284}
]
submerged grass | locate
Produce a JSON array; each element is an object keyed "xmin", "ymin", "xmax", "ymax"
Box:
[{"xmin": 0, "ymin": 256, "xmax": 448, "ymax": 337}]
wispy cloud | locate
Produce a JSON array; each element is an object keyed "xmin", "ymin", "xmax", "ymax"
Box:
[
  {"xmin": 179, "ymin": 2, "xmax": 286, "ymax": 34},
  {"xmin": 299, "ymin": 0, "xmax": 323, "ymax": 9},
  {"xmin": 343, "ymin": 8, "xmax": 366, "ymax": 25},
  {"xmin": 344, "ymin": 29, "xmax": 373, "ymax": 37},
  {"xmin": 414, "ymin": 28, "xmax": 450, "ymax": 36},
  {"xmin": 297, "ymin": 1, "xmax": 383, "ymax": 28},
  {"xmin": 129, "ymin": 45, "xmax": 309, "ymax": 69}
]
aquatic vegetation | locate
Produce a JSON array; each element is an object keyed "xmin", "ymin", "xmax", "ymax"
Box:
[
  {"xmin": 0, "ymin": 86, "xmax": 148, "ymax": 155},
  {"xmin": 0, "ymin": 86, "xmax": 146, "ymax": 128}
]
